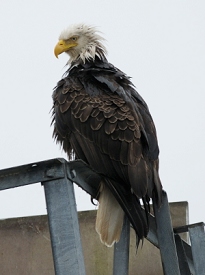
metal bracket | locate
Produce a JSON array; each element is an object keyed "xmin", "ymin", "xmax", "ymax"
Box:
[{"xmin": 0, "ymin": 158, "xmax": 204, "ymax": 275}]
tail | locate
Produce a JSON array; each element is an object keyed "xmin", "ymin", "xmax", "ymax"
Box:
[
  {"xmin": 95, "ymin": 182, "xmax": 124, "ymax": 247},
  {"xmin": 102, "ymin": 178, "xmax": 149, "ymax": 246}
]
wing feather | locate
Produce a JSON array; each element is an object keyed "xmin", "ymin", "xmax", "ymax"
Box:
[{"xmin": 52, "ymin": 58, "xmax": 162, "ymax": 244}]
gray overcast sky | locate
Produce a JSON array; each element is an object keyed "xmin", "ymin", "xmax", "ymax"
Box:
[{"xmin": 0, "ymin": 1, "xmax": 204, "ymax": 224}]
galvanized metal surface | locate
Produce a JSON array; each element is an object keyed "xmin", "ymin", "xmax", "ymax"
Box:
[
  {"xmin": 147, "ymin": 212, "xmax": 159, "ymax": 247},
  {"xmin": 153, "ymin": 191, "xmax": 181, "ymax": 275},
  {"xmin": 189, "ymin": 223, "xmax": 205, "ymax": 275},
  {"xmin": 0, "ymin": 158, "xmax": 204, "ymax": 275},
  {"xmin": 66, "ymin": 160, "xmax": 101, "ymax": 199},
  {"xmin": 175, "ymin": 234, "xmax": 192, "ymax": 275},
  {"xmin": 113, "ymin": 215, "xmax": 130, "ymax": 275},
  {"xmin": 0, "ymin": 158, "xmax": 66, "ymax": 190},
  {"xmin": 44, "ymin": 177, "xmax": 86, "ymax": 275},
  {"xmin": 148, "ymin": 213, "xmax": 195, "ymax": 274}
]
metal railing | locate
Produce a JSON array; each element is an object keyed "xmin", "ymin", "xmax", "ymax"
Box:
[{"xmin": 0, "ymin": 158, "xmax": 204, "ymax": 275}]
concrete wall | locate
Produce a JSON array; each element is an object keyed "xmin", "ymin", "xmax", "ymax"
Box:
[{"xmin": 0, "ymin": 202, "xmax": 188, "ymax": 275}]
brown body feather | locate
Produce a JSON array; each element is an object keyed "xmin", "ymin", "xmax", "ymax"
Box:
[{"xmin": 52, "ymin": 56, "xmax": 162, "ymax": 246}]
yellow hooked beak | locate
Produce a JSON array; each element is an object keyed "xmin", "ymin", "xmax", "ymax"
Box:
[{"xmin": 54, "ymin": 40, "xmax": 78, "ymax": 58}]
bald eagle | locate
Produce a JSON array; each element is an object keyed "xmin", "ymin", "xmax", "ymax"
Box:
[{"xmin": 52, "ymin": 24, "xmax": 162, "ymax": 247}]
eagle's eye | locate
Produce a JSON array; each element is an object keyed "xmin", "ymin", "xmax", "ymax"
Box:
[{"xmin": 71, "ymin": 36, "xmax": 77, "ymax": 41}]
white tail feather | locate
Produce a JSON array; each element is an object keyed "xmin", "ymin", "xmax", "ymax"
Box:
[{"xmin": 95, "ymin": 182, "xmax": 124, "ymax": 247}]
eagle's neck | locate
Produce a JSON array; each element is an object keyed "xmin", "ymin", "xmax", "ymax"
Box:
[
  {"xmin": 67, "ymin": 40, "xmax": 107, "ymax": 65},
  {"xmin": 68, "ymin": 55, "xmax": 108, "ymax": 74}
]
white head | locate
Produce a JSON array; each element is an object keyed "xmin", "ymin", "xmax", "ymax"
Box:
[{"xmin": 54, "ymin": 24, "xmax": 107, "ymax": 64}]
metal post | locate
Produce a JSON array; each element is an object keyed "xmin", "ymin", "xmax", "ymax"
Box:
[
  {"xmin": 153, "ymin": 191, "xmax": 180, "ymax": 275},
  {"xmin": 44, "ymin": 177, "xmax": 86, "ymax": 275},
  {"xmin": 189, "ymin": 223, "xmax": 205, "ymax": 275},
  {"xmin": 174, "ymin": 234, "xmax": 191, "ymax": 275},
  {"xmin": 113, "ymin": 215, "xmax": 130, "ymax": 275}
]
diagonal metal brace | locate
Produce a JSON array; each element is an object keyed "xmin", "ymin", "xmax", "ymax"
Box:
[{"xmin": 153, "ymin": 191, "xmax": 181, "ymax": 275}]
